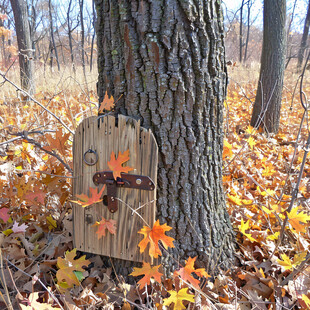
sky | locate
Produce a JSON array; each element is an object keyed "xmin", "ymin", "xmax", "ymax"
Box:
[{"xmin": 222, "ymin": 0, "xmax": 308, "ymax": 33}]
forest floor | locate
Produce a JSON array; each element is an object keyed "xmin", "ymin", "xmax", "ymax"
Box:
[{"xmin": 0, "ymin": 63, "xmax": 309, "ymax": 309}]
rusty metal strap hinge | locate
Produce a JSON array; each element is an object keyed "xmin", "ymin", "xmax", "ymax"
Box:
[{"xmin": 93, "ymin": 171, "xmax": 155, "ymax": 213}]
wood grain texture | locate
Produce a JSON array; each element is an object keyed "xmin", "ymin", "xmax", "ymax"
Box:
[{"xmin": 73, "ymin": 115, "xmax": 158, "ymax": 263}]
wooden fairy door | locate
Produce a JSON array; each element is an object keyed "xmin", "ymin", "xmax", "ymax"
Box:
[{"xmin": 72, "ymin": 115, "xmax": 158, "ymax": 263}]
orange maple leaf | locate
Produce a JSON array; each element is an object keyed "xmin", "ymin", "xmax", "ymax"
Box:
[
  {"xmin": 130, "ymin": 262, "xmax": 163, "ymax": 289},
  {"xmin": 56, "ymin": 248, "xmax": 90, "ymax": 288},
  {"xmin": 138, "ymin": 220, "xmax": 175, "ymax": 258},
  {"xmin": 98, "ymin": 91, "xmax": 114, "ymax": 113},
  {"xmin": 107, "ymin": 149, "xmax": 134, "ymax": 180},
  {"xmin": 174, "ymin": 256, "xmax": 210, "ymax": 288},
  {"xmin": 287, "ymin": 207, "xmax": 310, "ymax": 233},
  {"xmin": 92, "ymin": 217, "xmax": 116, "ymax": 239},
  {"xmin": 71, "ymin": 185, "xmax": 105, "ymax": 208}
]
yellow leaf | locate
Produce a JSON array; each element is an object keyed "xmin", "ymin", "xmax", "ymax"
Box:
[
  {"xmin": 287, "ymin": 207, "xmax": 310, "ymax": 233},
  {"xmin": 247, "ymin": 136, "xmax": 256, "ymax": 150},
  {"xmin": 277, "ymin": 254, "xmax": 293, "ymax": 270},
  {"xmin": 163, "ymin": 288, "xmax": 195, "ymax": 310},
  {"xmin": 223, "ymin": 140, "xmax": 233, "ymax": 158},
  {"xmin": 277, "ymin": 252, "xmax": 307, "ymax": 271},
  {"xmin": 267, "ymin": 231, "xmax": 279, "ymax": 240},
  {"xmin": 302, "ymin": 294, "xmax": 310, "ymax": 308},
  {"xmin": 245, "ymin": 126, "xmax": 254, "ymax": 134},
  {"xmin": 293, "ymin": 251, "xmax": 307, "ymax": 266},
  {"xmin": 46, "ymin": 215, "xmax": 57, "ymax": 230},
  {"xmin": 238, "ymin": 219, "xmax": 257, "ymax": 242}
]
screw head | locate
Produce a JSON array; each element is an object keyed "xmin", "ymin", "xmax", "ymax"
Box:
[{"xmin": 136, "ymin": 179, "xmax": 142, "ymax": 185}]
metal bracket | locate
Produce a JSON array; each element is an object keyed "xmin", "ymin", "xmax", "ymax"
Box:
[{"xmin": 93, "ymin": 171, "xmax": 155, "ymax": 213}]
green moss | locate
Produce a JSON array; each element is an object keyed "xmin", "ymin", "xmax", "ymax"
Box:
[{"xmin": 111, "ymin": 49, "xmax": 118, "ymax": 56}]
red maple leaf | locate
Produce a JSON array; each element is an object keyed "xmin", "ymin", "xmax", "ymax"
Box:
[
  {"xmin": 92, "ymin": 217, "xmax": 116, "ymax": 239},
  {"xmin": 107, "ymin": 149, "xmax": 134, "ymax": 180},
  {"xmin": 174, "ymin": 256, "xmax": 210, "ymax": 288},
  {"xmin": 138, "ymin": 220, "xmax": 175, "ymax": 258},
  {"xmin": 71, "ymin": 185, "xmax": 105, "ymax": 208}
]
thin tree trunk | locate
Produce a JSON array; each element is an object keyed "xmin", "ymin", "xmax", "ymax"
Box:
[
  {"xmin": 297, "ymin": 0, "xmax": 310, "ymax": 69},
  {"xmin": 90, "ymin": 0, "xmax": 96, "ymax": 72},
  {"xmin": 67, "ymin": 0, "xmax": 76, "ymax": 75},
  {"xmin": 48, "ymin": 0, "xmax": 60, "ymax": 71},
  {"xmin": 79, "ymin": 0, "xmax": 87, "ymax": 85},
  {"xmin": 243, "ymin": 0, "xmax": 251, "ymax": 63},
  {"xmin": 95, "ymin": 0, "xmax": 236, "ymax": 273},
  {"xmin": 10, "ymin": 0, "xmax": 35, "ymax": 94},
  {"xmin": 285, "ymin": 0, "xmax": 298, "ymax": 69},
  {"xmin": 239, "ymin": 0, "xmax": 245, "ymax": 63},
  {"xmin": 250, "ymin": 0, "xmax": 286, "ymax": 133}
]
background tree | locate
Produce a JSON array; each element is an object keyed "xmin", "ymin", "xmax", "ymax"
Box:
[
  {"xmin": 10, "ymin": 0, "xmax": 34, "ymax": 94},
  {"xmin": 297, "ymin": 0, "xmax": 310, "ymax": 69},
  {"xmin": 94, "ymin": 0, "xmax": 236, "ymax": 272},
  {"xmin": 250, "ymin": 0, "xmax": 286, "ymax": 133}
]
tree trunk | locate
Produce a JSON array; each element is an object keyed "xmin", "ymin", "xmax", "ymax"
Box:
[
  {"xmin": 89, "ymin": 0, "xmax": 96, "ymax": 72},
  {"xmin": 243, "ymin": 0, "xmax": 252, "ymax": 63},
  {"xmin": 297, "ymin": 0, "xmax": 310, "ymax": 69},
  {"xmin": 67, "ymin": 0, "xmax": 76, "ymax": 75},
  {"xmin": 94, "ymin": 0, "xmax": 235, "ymax": 273},
  {"xmin": 250, "ymin": 0, "xmax": 286, "ymax": 134},
  {"xmin": 48, "ymin": 0, "xmax": 60, "ymax": 71},
  {"xmin": 10, "ymin": 0, "xmax": 35, "ymax": 95},
  {"xmin": 239, "ymin": 0, "xmax": 244, "ymax": 63},
  {"xmin": 79, "ymin": 0, "xmax": 87, "ymax": 85}
]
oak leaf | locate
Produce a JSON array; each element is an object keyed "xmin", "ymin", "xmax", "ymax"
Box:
[
  {"xmin": 92, "ymin": 217, "xmax": 116, "ymax": 239},
  {"xmin": 302, "ymin": 294, "xmax": 310, "ymax": 308},
  {"xmin": 98, "ymin": 91, "xmax": 114, "ymax": 113},
  {"xmin": 163, "ymin": 288, "xmax": 195, "ymax": 310},
  {"xmin": 247, "ymin": 136, "xmax": 256, "ymax": 150},
  {"xmin": 0, "ymin": 208, "xmax": 10, "ymax": 222},
  {"xmin": 287, "ymin": 207, "xmax": 310, "ymax": 233},
  {"xmin": 174, "ymin": 256, "xmax": 209, "ymax": 288},
  {"xmin": 56, "ymin": 248, "xmax": 90, "ymax": 288},
  {"xmin": 130, "ymin": 262, "xmax": 163, "ymax": 289},
  {"xmin": 138, "ymin": 220, "xmax": 175, "ymax": 258},
  {"xmin": 24, "ymin": 191, "xmax": 46, "ymax": 205},
  {"xmin": 19, "ymin": 292, "xmax": 54, "ymax": 310},
  {"xmin": 277, "ymin": 252, "xmax": 307, "ymax": 271},
  {"xmin": 72, "ymin": 185, "xmax": 105, "ymax": 208},
  {"xmin": 238, "ymin": 219, "xmax": 257, "ymax": 242},
  {"xmin": 12, "ymin": 221, "xmax": 28, "ymax": 234},
  {"xmin": 108, "ymin": 149, "xmax": 134, "ymax": 180},
  {"xmin": 45, "ymin": 128, "xmax": 70, "ymax": 156}
]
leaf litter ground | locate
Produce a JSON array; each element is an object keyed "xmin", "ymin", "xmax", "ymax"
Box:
[{"xmin": 0, "ymin": 68, "xmax": 310, "ymax": 309}]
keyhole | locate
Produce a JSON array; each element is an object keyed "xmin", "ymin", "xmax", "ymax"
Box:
[{"xmin": 102, "ymin": 195, "xmax": 108, "ymax": 206}]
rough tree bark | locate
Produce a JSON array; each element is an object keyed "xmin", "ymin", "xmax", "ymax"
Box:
[
  {"xmin": 250, "ymin": 0, "xmax": 286, "ymax": 134},
  {"xmin": 10, "ymin": 0, "xmax": 35, "ymax": 94},
  {"xmin": 94, "ymin": 0, "xmax": 236, "ymax": 273},
  {"xmin": 297, "ymin": 0, "xmax": 310, "ymax": 69}
]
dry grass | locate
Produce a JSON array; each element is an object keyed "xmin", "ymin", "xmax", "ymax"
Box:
[{"xmin": 0, "ymin": 62, "xmax": 98, "ymax": 98}]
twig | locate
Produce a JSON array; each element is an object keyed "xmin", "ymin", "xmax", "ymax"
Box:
[
  {"xmin": 5, "ymin": 258, "xmax": 64, "ymax": 310},
  {"xmin": 270, "ymin": 50, "xmax": 310, "ymax": 259},
  {"xmin": 0, "ymin": 71, "xmax": 74, "ymax": 135},
  {"xmin": 0, "ymin": 250, "xmax": 14, "ymax": 310},
  {"xmin": 20, "ymin": 135, "xmax": 73, "ymax": 174},
  {"xmin": 280, "ymin": 252, "xmax": 310, "ymax": 286}
]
